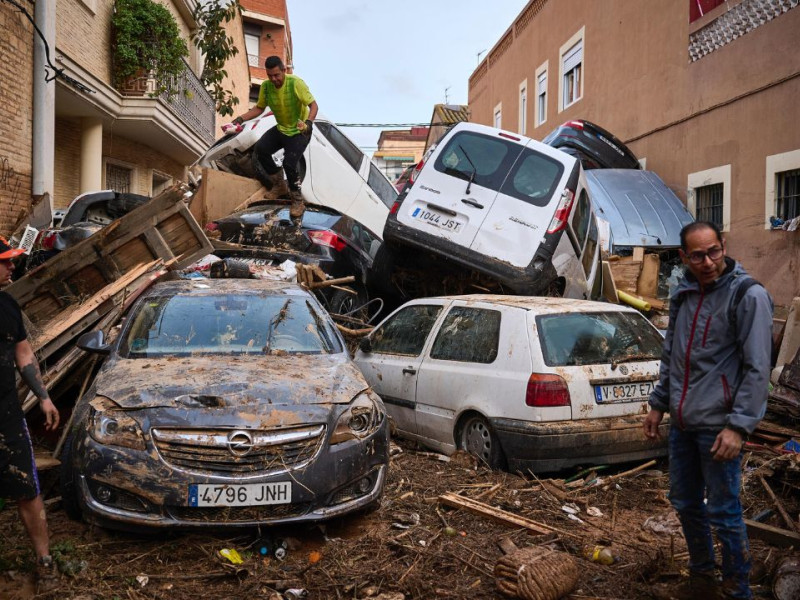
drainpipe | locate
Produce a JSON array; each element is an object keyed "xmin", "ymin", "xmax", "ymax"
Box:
[{"xmin": 31, "ymin": 0, "xmax": 56, "ymax": 227}]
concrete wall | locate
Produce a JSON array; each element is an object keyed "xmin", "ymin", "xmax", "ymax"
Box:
[
  {"xmin": 468, "ymin": 0, "xmax": 800, "ymax": 306},
  {"xmin": 0, "ymin": 4, "xmax": 35, "ymax": 236}
]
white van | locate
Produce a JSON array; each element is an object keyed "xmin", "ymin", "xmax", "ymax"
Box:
[{"xmin": 383, "ymin": 122, "xmax": 601, "ymax": 299}]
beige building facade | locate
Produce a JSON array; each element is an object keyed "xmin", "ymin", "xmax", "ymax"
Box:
[{"xmin": 468, "ymin": 0, "xmax": 800, "ymax": 307}]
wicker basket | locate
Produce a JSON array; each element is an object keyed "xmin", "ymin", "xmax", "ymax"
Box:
[{"xmin": 495, "ymin": 546, "xmax": 579, "ymax": 600}]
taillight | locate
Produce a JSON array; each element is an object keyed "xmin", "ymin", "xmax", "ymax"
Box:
[
  {"xmin": 525, "ymin": 373, "xmax": 570, "ymax": 407},
  {"xmin": 390, "ymin": 200, "xmax": 401, "ymax": 215},
  {"xmin": 40, "ymin": 231, "xmax": 57, "ymax": 250},
  {"xmin": 309, "ymin": 230, "xmax": 346, "ymax": 252},
  {"xmin": 546, "ymin": 188, "xmax": 575, "ymax": 234},
  {"xmin": 565, "ymin": 120, "xmax": 584, "ymax": 129},
  {"xmin": 409, "ymin": 159, "xmax": 424, "ymax": 184},
  {"xmin": 205, "ymin": 222, "xmax": 219, "ymax": 231}
]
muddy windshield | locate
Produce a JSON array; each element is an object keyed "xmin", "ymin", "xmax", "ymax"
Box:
[
  {"xmin": 536, "ymin": 311, "xmax": 663, "ymax": 367},
  {"xmin": 121, "ymin": 294, "xmax": 342, "ymax": 357}
]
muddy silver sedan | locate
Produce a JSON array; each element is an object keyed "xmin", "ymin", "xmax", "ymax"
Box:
[{"xmin": 61, "ymin": 279, "xmax": 388, "ymax": 531}]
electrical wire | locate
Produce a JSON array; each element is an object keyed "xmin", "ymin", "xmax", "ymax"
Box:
[{"xmin": 2, "ymin": 0, "xmax": 95, "ymax": 94}]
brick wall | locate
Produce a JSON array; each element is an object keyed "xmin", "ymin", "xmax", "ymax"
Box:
[
  {"xmin": 54, "ymin": 119, "xmax": 82, "ymax": 209},
  {"xmin": 103, "ymin": 132, "xmax": 186, "ymax": 196},
  {"xmin": 241, "ymin": 0, "xmax": 288, "ymax": 20},
  {"xmin": 0, "ymin": 4, "xmax": 34, "ymax": 236},
  {"xmin": 57, "ymin": 0, "xmax": 113, "ymax": 86}
]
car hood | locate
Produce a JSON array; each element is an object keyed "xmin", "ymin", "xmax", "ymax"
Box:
[{"xmin": 94, "ymin": 354, "xmax": 369, "ymax": 409}]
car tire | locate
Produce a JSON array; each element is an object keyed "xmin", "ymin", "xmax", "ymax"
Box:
[
  {"xmin": 459, "ymin": 414, "xmax": 506, "ymax": 470},
  {"xmin": 59, "ymin": 434, "xmax": 82, "ymax": 521},
  {"xmin": 329, "ymin": 286, "xmax": 369, "ymax": 320}
]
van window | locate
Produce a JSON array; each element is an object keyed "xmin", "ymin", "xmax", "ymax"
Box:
[
  {"xmin": 581, "ymin": 214, "xmax": 598, "ymax": 276},
  {"xmin": 429, "ymin": 307, "xmax": 500, "ymax": 364},
  {"xmin": 433, "ymin": 130, "xmax": 564, "ymax": 208},
  {"xmin": 315, "ymin": 121, "xmax": 364, "ymax": 172},
  {"xmin": 536, "ymin": 312, "xmax": 663, "ymax": 367},
  {"xmin": 370, "ymin": 305, "xmax": 442, "ymax": 356},
  {"xmin": 570, "ymin": 190, "xmax": 590, "ymax": 248},
  {"xmin": 367, "ymin": 162, "xmax": 399, "ymax": 209}
]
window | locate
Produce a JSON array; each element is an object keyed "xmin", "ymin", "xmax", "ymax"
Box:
[
  {"xmin": 695, "ymin": 183, "xmax": 724, "ymax": 227},
  {"xmin": 493, "ymin": 103, "xmax": 502, "ymax": 129},
  {"xmin": 518, "ymin": 81, "xmax": 527, "ymax": 135},
  {"xmin": 430, "ymin": 307, "xmax": 500, "ymax": 364},
  {"xmin": 314, "ymin": 121, "xmax": 364, "ymax": 172},
  {"xmin": 562, "ymin": 41, "xmax": 582, "ymax": 108},
  {"xmin": 367, "ymin": 162, "xmax": 398, "ymax": 209},
  {"xmin": 370, "ymin": 305, "xmax": 442, "ymax": 356},
  {"xmin": 558, "ymin": 28, "xmax": 584, "ymax": 113},
  {"xmin": 244, "ymin": 23, "xmax": 261, "ymax": 67},
  {"xmin": 536, "ymin": 69, "xmax": 547, "ymax": 126},
  {"xmin": 766, "ymin": 150, "xmax": 800, "ymax": 226},
  {"xmin": 152, "ymin": 171, "xmax": 172, "ymax": 196},
  {"xmin": 688, "ymin": 164, "xmax": 731, "ymax": 232},
  {"xmin": 105, "ymin": 161, "xmax": 133, "ymax": 193},
  {"xmin": 581, "ymin": 214, "xmax": 598, "ymax": 277},
  {"xmin": 690, "ymin": 0, "xmax": 726, "ymax": 23}
]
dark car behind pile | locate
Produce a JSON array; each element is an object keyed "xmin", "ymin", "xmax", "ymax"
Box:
[
  {"xmin": 61, "ymin": 278, "xmax": 389, "ymax": 531},
  {"xmin": 542, "ymin": 120, "xmax": 640, "ymax": 170},
  {"xmin": 209, "ymin": 202, "xmax": 384, "ymax": 316}
]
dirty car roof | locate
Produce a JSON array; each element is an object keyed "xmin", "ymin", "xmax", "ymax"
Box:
[
  {"xmin": 414, "ymin": 294, "xmax": 642, "ymax": 315},
  {"xmin": 141, "ymin": 278, "xmax": 305, "ymax": 297}
]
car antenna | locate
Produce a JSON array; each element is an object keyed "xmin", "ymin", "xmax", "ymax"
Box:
[{"xmin": 458, "ymin": 144, "xmax": 478, "ymax": 195}]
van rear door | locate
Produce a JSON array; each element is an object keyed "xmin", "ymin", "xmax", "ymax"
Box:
[{"xmin": 470, "ymin": 139, "xmax": 576, "ymax": 268}]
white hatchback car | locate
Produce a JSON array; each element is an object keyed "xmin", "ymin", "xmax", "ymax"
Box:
[
  {"xmin": 195, "ymin": 113, "xmax": 397, "ymax": 238},
  {"xmin": 354, "ymin": 295, "xmax": 668, "ymax": 472}
]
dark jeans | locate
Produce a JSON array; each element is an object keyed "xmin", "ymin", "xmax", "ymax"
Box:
[
  {"xmin": 668, "ymin": 426, "xmax": 752, "ymax": 599},
  {"xmin": 254, "ymin": 125, "xmax": 310, "ymax": 191}
]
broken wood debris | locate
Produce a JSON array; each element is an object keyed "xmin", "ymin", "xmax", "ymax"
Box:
[{"xmin": 438, "ymin": 492, "xmax": 554, "ymax": 536}]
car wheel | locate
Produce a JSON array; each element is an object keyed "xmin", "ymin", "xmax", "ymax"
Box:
[
  {"xmin": 59, "ymin": 434, "xmax": 82, "ymax": 521},
  {"xmin": 251, "ymin": 150, "xmax": 274, "ymax": 189},
  {"xmin": 459, "ymin": 415, "xmax": 506, "ymax": 470},
  {"xmin": 329, "ymin": 286, "xmax": 369, "ymax": 321}
]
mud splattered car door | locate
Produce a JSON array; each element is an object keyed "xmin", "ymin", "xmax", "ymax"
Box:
[{"xmin": 354, "ymin": 302, "xmax": 445, "ymax": 439}]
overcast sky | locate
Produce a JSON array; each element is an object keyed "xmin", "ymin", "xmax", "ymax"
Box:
[{"xmin": 286, "ymin": 0, "xmax": 529, "ymax": 155}]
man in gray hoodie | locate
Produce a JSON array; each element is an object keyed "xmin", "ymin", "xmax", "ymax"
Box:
[{"xmin": 644, "ymin": 221, "xmax": 773, "ymax": 599}]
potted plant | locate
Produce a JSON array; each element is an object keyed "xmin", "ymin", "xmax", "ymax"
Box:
[{"xmin": 111, "ymin": 0, "xmax": 188, "ymax": 97}]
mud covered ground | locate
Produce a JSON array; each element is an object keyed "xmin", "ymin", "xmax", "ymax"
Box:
[{"xmin": 1, "ymin": 440, "xmax": 797, "ymax": 600}]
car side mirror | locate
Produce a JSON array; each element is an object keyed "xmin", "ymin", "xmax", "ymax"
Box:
[
  {"xmin": 358, "ymin": 337, "xmax": 372, "ymax": 353},
  {"xmin": 77, "ymin": 330, "xmax": 111, "ymax": 356}
]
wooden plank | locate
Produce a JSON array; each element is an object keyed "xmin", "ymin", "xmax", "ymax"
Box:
[
  {"xmin": 758, "ymin": 475, "xmax": 799, "ymax": 533},
  {"xmin": 637, "ymin": 253, "xmax": 660, "ymax": 298},
  {"xmin": 232, "ymin": 185, "xmax": 270, "ymax": 214},
  {"xmin": 438, "ymin": 492, "xmax": 552, "ymax": 535},
  {"xmin": 602, "ymin": 260, "xmax": 618, "ymax": 303},
  {"xmin": 632, "ymin": 247, "xmax": 645, "ymax": 262},
  {"xmin": 609, "ymin": 260, "xmax": 642, "ymax": 294},
  {"xmin": 307, "ymin": 275, "xmax": 356, "ymax": 290},
  {"xmin": 191, "ymin": 168, "xmax": 266, "ymax": 224},
  {"xmin": 744, "ymin": 519, "xmax": 800, "ymax": 548}
]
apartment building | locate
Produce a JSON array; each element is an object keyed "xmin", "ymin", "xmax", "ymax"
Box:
[
  {"xmin": 240, "ymin": 0, "xmax": 292, "ymax": 104},
  {"xmin": 373, "ymin": 127, "xmax": 429, "ymax": 182},
  {"xmin": 468, "ymin": 0, "xmax": 800, "ymax": 306}
]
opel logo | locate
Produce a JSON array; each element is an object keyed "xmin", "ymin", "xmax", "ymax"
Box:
[{"xmin": 227, "ymin": 431, "xmax": 254, "ymax": 457}]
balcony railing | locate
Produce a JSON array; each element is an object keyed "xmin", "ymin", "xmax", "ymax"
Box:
[{"xmin": 159, "ymin": 59, "xmax": 216, "ymax": 146}]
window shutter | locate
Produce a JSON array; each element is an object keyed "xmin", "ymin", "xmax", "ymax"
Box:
[
  {"xmin": 563, "ymin": 40, "xmax": 582, "ymax": 72},
  {"xmin": 537, "ymin": 71, "xmax": 547, "ymax": 95}
]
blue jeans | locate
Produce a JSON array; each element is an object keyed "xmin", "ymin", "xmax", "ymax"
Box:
[{"xmin": 668, "ymin": 427, "xmax": 752, "ymax": 599}]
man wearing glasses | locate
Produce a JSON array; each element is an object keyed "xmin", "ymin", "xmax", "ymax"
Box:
[
  {"xmin": 644, "ymin": 221, "xmax": 773, "ymax": 600},
  {"xmin": 0, "ymin": 237, "xmax": 60, "ymax": 591}
]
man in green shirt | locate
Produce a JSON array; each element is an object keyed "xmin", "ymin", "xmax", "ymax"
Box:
[{"xmin": 233, "ymin": 56, "xmax": 318, "ymax": 219}]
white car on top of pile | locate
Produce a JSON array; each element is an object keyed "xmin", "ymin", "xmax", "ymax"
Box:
[{"xmin": 194, "ymin": 113, "xmax": 397, "ymax": 239}]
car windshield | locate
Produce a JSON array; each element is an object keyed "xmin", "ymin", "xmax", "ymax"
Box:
[
  {"xmin": 536, "ymin": 311, "xmax": 663, "ymax": 367},
  {"xmin": 121, "ymin": 294, "xmax": 342, "ymax": 357}
]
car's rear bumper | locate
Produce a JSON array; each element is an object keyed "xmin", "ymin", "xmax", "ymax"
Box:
[
  {"xmin": 490, "ymin": 414, "xmax": 669, "ymax": 473},
  {"xmin": 384, "ymin": 213, "xmax": 557, "ymax": 295}
]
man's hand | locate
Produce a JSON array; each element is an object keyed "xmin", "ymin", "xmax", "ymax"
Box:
[
  {"xmin": 710, "ymin": 428, "xmax": 744, "ymax": 461},
  {"xmin": 40, "ymin": 397, "xmax": 60, "ymax": 431},
  {"xmin": 643, "ymin": 409, "xmax": 664, "ymax": 440}
]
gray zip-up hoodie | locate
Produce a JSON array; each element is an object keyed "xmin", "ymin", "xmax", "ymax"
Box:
[{"xmin": 648, "ymin": 258, "xmax": 773, "ymax": 434}]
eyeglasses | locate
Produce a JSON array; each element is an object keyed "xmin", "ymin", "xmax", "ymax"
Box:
[{"xmin": 686, "ymin": 246, "xmax": 723, "ymax": 265}]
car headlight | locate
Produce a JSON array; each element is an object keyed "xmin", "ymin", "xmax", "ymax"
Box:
[
  {"xmin": 330, "ymin": 392, "xmax": 384, "ymax": 445},
  {"xmin": 90, "ymin": 409, "xmax": 146, "ymax": 450}
]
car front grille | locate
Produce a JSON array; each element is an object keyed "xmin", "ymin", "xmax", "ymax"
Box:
[
  {"xmin": 167, "ymin": 502, "xmax": 312, "ymax": 523},
  {"xmin": 151, "ymin": 425, "xmax": 325, "ymax": 475}
]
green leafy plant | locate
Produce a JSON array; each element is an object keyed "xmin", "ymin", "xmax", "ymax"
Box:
[
  {"xmin": 192, "ymin": 0, "xmax": 242, "ymax": 117},
  {"xmin": 111, "ymin": 0, "xmax": 189, "ymax": 97}
]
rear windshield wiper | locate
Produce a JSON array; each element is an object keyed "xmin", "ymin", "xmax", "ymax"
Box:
[
  {"xmin": 611, "ymin": 353, "xmax": 659, "ymax": 368},
  {"xmin": 458, "ymin": 144, "xmax": 478, "ymax": 195}
]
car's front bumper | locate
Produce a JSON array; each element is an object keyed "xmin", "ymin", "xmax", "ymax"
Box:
[
  {"xmin": 490, "ymin": 414, "xmax": 669, "ymax": 473},
  {"xmin": 74, "ymin": 421, "xmax": 389, "ymax": 531}
]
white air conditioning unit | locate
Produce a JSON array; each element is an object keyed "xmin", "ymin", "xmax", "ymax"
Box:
[{"xmin": 18, "ymin": 225, "xmax": 39, "ymax": 255}]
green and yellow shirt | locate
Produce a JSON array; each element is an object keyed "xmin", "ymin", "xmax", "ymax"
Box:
[{"xmin": 256, "ymin": 74, "xmax": 315, "ymax": 137}]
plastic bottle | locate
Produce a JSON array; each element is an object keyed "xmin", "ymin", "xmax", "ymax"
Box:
[
  {"xmin": 584, "ymin": 545, "xmax": 617, "ymax": 565},
  {"xmin": 273, "ymin": 539, "xmax": 288, "ymax": 561}
]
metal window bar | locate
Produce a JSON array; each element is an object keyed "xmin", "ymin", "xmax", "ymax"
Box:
[
  {"xmin": 106, "ymin": 163, "xmax": 131, "ymax": 194},
  {"xmin": 777, "ymin": 168, "xmax": 800, "ymax": 220},
  {"xmin": 158, "ymin": 58, "xmax": 216, "ymax": 146},
  {"xmin": 695, "ymin": 183, "xmax": 724, "ymax": 227}
]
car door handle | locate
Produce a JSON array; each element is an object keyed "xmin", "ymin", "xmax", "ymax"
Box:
[
  {"xmin": 402, "ymin": 368, "xmax": 417, "ymax": 375},
  {"xmin": 461, "ymin": 198, "xmax": 484, "ymax": 209},
  {"xmin": 426, "ymin": 203, "xmax": 457, "ymax": 217}
]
